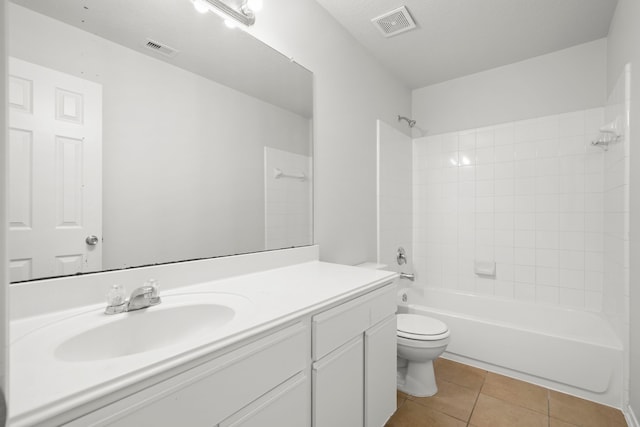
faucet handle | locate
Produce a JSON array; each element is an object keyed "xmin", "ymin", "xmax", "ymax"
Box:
[
  {"xmin": 146, "ymin": 279, "xmax": 161, "ymax": 305},
  {"xmin": 105, "ymin": 284, "xmax": 127, "ymax": 314}
]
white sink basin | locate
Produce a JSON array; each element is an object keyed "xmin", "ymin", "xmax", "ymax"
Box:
[
  {"xmin": 15, "ymin": 292, "xmax": 252, "ymax": 363},
  {"xmin": 55, "ymin": 303, "xmax": 236, "ymax": 362}
]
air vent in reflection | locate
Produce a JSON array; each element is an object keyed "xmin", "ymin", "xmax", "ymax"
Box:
[{"xmin": 144, "ymin": 38, "xmax": 178, "ymax": 57}]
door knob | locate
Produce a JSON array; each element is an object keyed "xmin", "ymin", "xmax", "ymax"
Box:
[{"xmin": 85, "ymin": 235, "xmax": 99, "ymax": 246}]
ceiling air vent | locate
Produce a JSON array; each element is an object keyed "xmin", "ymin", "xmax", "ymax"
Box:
[
  {"xmin": 371, "ymin": 6, "xmax": 417, "ymax": 38},
  {"xmin": 144, "ymin": 38, "xmax": 178, "ymax": 57}
]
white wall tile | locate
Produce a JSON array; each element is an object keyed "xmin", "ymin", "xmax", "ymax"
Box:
[
  {"xmin": 515, "ymin": 265, "xmax": 536, "ymax": 284},
  {"xmin": 514, "ymin": 142, "xmax": 537, "ymax": 159},
  {"xmin": 515, "ymin": 282, "xmax": 536, "ymax": 302},
  {"xmin": 495, "ymin": 229, "xmax": 514, "ymax": 247},
  {"xmin": 495, "ymin": 196, "xmax": 515, "ymax": 213},
  {"xmin": 585, "ymin": 291, "xmax": 603, "ymax": 312},
  {"xmin": 494, "ymin": 124, "xmax": 515, "ymax": 146},
  {"xmin": 494, "ymin": 281, "xmax": 515, "ymax": 298},
  {"xmin": 514, "ymin": 195, "xmax": 536, "ymax": 212},
  {"xmin": 514, "ymin": 159, "xmax": 536, "ymax": 177},
  {"xmin": 559, "ymin": 250, "xmax": 585, "ymax": 270},
  {"xmin": 536, "ymin": 157, "xmax": 560, "ymax": 176},
  {"xmin": 475, "ymin": 164, "xmax": 494, "ymax": 180},
  {"xmin": 559, "ymin": 287, "xmax": 585, "ymax": 308},
  {"xmin": 535, "ymin": 194, "xmax": 560, "ymax": 212},
  {"xmin": 558, "ymin": 135, "xmax": 586, "ymax": 156},
  {"xmin": 412, "ymin": 107, "xmax": 612, "ymax": 312},
  {"xmin": 536, "ymin": 285, "xmax": 559, "ymax": 305},
  {"xmin": 494, "ymin": 246, "xmax": 515, "ymax": 264},
  {"xmin": 495, "ymin": 179, "xmax": 515, "ymax": 196},
  {"xmin": 494, "ymin": 213, "xmax": 514, "ymax": 230},
  {"xmin": 515, "ymin": 248, "xmax": 535, "ymax": 265},
  {"xmin": 536, "ymin": 213, "xmax": 559, "ymax": 231},
  {"xmin": 515, "ymin": 230, "xmax": 535, "ymax": 247},
  {"xmin": 476, "ymin": 147, "xmax": 495, "ymax": 164},
  {"xmin": 494, "ymin": 162, "xmax": 515, "ymax": 179},
  {"xmin": 536, "ymin": 249, "xmax": 559, "ymax": 268},
  {"xmin": 514, "ymin": 213, "xmax": 535, "ymax": 230},
  {"xmin": 536, "ymin": 231, "xmax": 559, "ymax": 249},
  {"xmin": 559, "ymin": 269, "xmax": 585, "ymax": 289},
  {"xmin": 458, "ymin": 131, "xmax": 476, "ymax": 150},
  {"xmin": 559, "ymin": 111, "xmax": 585, "ymax": 137},
  {"xmin": 476, "ymin": 128, "xmax": 494, "ymax": 148},
  {"xmin": 558, "ymin": 231, "xmax": 585, "ymax": 251}
]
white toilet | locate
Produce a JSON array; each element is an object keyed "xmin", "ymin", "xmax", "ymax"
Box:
[
  {"xmin": 354, "ymin": 262, "xmax": 450, "ymax": 397},
  {"xmin": 396, "ymin": 313, "xmax": 450, "ymax": 397}
]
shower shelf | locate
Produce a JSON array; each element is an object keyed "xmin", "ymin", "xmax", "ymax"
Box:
[{"xmin": 591, "ymin": 116, "xmax": 624, "ymax": 151}]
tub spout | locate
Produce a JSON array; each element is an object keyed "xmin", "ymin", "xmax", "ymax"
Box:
[{"xmin": 400, "ymin": 272, "xmax": 415, "ymax": 281}]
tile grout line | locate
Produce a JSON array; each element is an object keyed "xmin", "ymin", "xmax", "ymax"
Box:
[
  {"xmin": 465, "ymin": 371, "xmax": 487, "ymax": 426},
  {"xmin": 547, "ymin": 389, "xmax": 551, "ymax": 427}
]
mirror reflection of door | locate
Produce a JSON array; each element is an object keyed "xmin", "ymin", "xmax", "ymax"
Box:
[{"xmin": 8, "ymin": 57, "xmax": 102, "ymax": 282}]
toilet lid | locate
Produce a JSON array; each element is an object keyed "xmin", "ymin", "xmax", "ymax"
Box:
[{"xmin": 397, "ymin": 314, "xmax": 448, "ymax": 339}]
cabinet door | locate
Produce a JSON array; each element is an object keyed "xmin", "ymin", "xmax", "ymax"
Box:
[
  {"xmin": 312, "ymin": 336, "xmax": 364, "ymax": 427},
  {"xmin": 219, "ymin": 372, "xmax": 309, "ymax": 427},
  {"xmin": 63, "ymin": 323, "xmax": 308, "ymax": 427},
  {"xmin": 365, "ymin": 315, "xmax": 397, "ymax": 427}
]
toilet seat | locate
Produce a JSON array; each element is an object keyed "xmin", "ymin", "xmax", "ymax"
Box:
[{"xmin": 397, "ymin": 314, "xmax": 450, "ymax": 341}]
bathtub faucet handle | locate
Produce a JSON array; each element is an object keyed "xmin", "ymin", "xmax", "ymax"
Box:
[
  {"xmin": 400, "ymin": 272, "xmax": 415, "ymax": 281},
  {"xmin": 397, "ymin": 247, "xmax": 407, "ymax": 265}
]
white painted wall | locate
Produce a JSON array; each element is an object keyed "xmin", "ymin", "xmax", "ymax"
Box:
[
  {"xmin": 9, "ymin": 5, "xmax": 312, "ymax": 269},
  {"xmin": 377, "ymin": 120, "xmax": 412, "ymax": 272},
  {"xmin": 0, "ymin": 0, "xmax": 7, "ymax": 416},
  {"xmin": 248, "ymin": 0, "xmax": 412, "ymax": 265},
  {"xmin": 606, "ymin": 0, "xmax": 640, "ymax": 421},
  {"xmin": 412, "ymin": 39, "xmax": 607, "ymax": 136}
]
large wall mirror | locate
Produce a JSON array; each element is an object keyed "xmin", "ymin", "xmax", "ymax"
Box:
[{"xmin": 7, "ymin": 0, "xmax": 313, "ymax": 282}]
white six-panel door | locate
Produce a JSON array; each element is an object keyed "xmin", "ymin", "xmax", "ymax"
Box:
[{"xmin": 8, "ymin": 57, "xmax": 102, "ymax": 281}]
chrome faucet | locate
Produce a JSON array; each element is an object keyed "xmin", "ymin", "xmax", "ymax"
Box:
[
  {"xmin": 105, "ymin": 281, "xmax": 161, "ymax": 315},
  {"xmin": 400, "ymin": 272, "xmax": 415, "ymax": 281},
  {"xmin": 127, "ymin": 285, "xmax": 160, "ymax": 311}
]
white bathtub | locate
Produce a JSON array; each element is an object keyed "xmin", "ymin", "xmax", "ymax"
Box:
[{"xmin": 398, "ymin": 287, "xmax": 624, "ymax": 407}]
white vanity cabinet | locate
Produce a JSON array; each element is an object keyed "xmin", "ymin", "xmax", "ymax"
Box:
[
  {"xmin": 64, "ymin": 322, "xmax": 310, "ymax": 427},
  {"xmin": 311, "ymin": 283, "xmax": 397, "ymax": 427},
  {"xmin": 59, "ymin": 281, "xmax": 396, "ymax": 427}
]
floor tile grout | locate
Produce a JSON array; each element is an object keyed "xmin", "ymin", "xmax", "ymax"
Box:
[
  {"xmin": 465, "ymin": 372, "xmax": 486, "ymax": 426},
  {"xmin": 387, "ymin": 359, "xmax": 627, "ymax": 427}
]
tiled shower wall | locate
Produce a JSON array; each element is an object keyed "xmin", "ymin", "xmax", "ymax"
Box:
[
  {"xmin": 413, "ymin": 108, "xmax": 608, "ymax": 311},
  {"xmin": 264, "ymin": 147, "xmax": 313, "ymax": 250}
]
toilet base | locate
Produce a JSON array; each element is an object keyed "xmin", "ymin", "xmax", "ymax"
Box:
[{"xmin": 396, "ymin": 359, "xmax": 438, "ymax": 397}]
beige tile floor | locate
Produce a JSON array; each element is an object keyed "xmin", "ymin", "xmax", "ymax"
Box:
[{"xmin": 386, "ymin": 358, "xmax": 628, "ymax": 427}]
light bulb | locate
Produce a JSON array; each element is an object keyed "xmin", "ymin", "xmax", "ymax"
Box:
[
  {"xmin": 246, "ymin": 0, "xmax": 263, "ymax": 12},
  {"xmin": 193, "ymin": 0, "xmax": 209, "ymax": 14}
]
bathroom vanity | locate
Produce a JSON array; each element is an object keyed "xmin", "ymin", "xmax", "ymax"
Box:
[{"xmin": 9, "ymin": 247, "xmax": 398, "ymax": 427}]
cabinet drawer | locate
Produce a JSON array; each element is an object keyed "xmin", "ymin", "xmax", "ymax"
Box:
[
  {"xmin": 369, "ymin": 284, "xmax": 397, "ymax": 325},
  {"xmin": 312, "ymin": 282, "xmax": 395, "ymax": 360},
  {"xmin": 218, "ymin": 372, "xmax": 309, "ymax": 427},
  {"xmin": 66, "ymin": 322, "xmax": 309, "ymax": 427}
]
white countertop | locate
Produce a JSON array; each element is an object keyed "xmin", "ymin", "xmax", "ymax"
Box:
[{"xmin": 10, "ymin": 260, "xmax": 397, "ymax": 426}]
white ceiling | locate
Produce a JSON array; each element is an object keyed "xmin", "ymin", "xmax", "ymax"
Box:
[{"xmin": 314, "ymin": 0, "xmax": 619, "ymax": 89}]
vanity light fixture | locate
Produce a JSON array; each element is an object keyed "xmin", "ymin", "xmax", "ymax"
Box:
[{"xmin": 192, "ymin": 0, "xmax": 261, "ymax": 27}]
